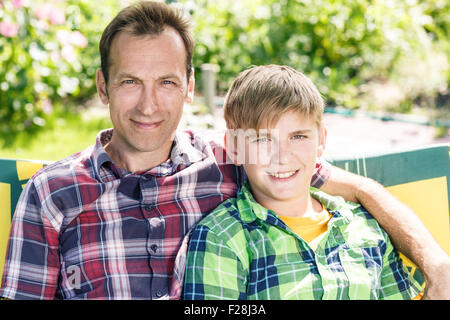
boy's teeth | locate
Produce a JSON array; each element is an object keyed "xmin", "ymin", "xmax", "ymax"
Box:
[{"xmin": 268, "ymin": 170, "xmax": 297, "ymax": 178}]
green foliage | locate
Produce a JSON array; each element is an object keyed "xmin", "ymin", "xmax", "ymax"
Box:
[
  {"xmin": 421, "ymin": 0, "xmax": 450, "ymax": 79},
  {"xmin": 0, "ymin": 0, "xmax": 120, "ymax": 144},
  {"xmin": 0, "ymin": 0, "xmax": 449, "ymax": 147},
  {"xmin": 0, "ymin": 108, "xmax": 112, "ymax": 161},
  {"xmin": 184, "ymin": 0, "xmax": 449, "ymax": 110}
]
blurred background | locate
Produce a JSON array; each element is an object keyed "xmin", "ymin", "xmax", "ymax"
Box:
[{"xmin": 0, "ymin": 0, "xmax": 449, "ymax": 160}]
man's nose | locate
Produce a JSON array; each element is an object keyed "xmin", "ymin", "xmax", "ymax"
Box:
[{"xmin": 137, "ymin": 84, "xmax": 158, "ymax": 115}]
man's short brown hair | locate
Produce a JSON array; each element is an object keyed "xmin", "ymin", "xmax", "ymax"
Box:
[
  {"xmin": 99, "ymin": 1, "xmax": 194, "ymax": 85},
  {"xmin": 224, "ymin": 65, "xmax": 325, "ymax": 130}
]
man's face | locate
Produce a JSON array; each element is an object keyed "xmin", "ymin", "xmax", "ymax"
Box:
[
  {"xmin": 241, "ymin": 111, "xmax": 326, "ymax": 208},
  {"xmin": 97, "ymin": 28, "xmax": 194, "ymax": 159}
]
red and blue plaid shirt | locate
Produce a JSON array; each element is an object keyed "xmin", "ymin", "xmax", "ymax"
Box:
[{"xmin": 0, "ymin": 129, "xmax": 329, "ymax": 300}]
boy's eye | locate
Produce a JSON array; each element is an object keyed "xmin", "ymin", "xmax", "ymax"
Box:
[
  {"xmin": 292, "ymin": 134, "xmax": 306, "ymax": 140},
  {"xmin": 251, "ymin": 136, "xmax": 270, "ymax": 144}
]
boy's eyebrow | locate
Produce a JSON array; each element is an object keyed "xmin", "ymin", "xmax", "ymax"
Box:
[
  {"xmin": 252, "ymin": 129, "xmax": 313, "ymax": 137},
  {"xmin": 290, "ymin": 129, "xmax": 312, "ymax": 135},
  {"xmin": 254, "ymin": 130, "xmax": 272, "ymax": 138}
]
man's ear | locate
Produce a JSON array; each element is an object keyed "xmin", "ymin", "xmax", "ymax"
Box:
[
  {"xmin": 317, "ymin": 125, "xmax": 327, "ymax": 159},
  {"xmin": 96, "ymin": 69, "xmax": 109, "ymax": 105},
  {"xmin": 224, "ymin": 129, "xmax": 242, "ymax": 166},
  {"xmin": 185, "ymin": 71, "xmax": 195, "ymax": 104}
]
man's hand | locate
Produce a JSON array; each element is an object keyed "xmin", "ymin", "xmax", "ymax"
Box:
[
  {"xmin": 422, "ymin": 257, "xmax": 450, "ymax": 300},
  {"xmin": 322, "ymin": 165, "xmax": 450, "ymax": 300}
]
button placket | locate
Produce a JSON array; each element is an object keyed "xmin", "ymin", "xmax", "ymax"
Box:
[
  {"xmin": 147, "ymin": 216, "xmax": 164, "ymax": 251},
  {"xmin": 138, "ymin": 175, "xmax": 167, "ymax": 298},
  {"xmin": 140, "ymin": 175, "xmax": 158, "ymax": 218}
]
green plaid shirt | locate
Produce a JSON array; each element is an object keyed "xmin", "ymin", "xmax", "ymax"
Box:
[{"xmin": 183, "ymin": 183, "xmax": 422, "ymax": 300}]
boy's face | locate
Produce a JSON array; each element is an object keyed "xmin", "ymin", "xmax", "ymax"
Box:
[{"xmin": 240, "ymin": 110, "xmax": 326, "ymax": 208}]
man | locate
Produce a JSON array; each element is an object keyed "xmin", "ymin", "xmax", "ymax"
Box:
[{"xmin": 0, "ymin": 1, "xmax": 448, "ymax": 299}]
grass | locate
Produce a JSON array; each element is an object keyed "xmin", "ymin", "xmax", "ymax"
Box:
[{"xmin": 0, "ymin": 111, "xmax": 112, "ymax": 161}]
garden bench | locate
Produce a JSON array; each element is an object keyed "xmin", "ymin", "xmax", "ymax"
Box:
[
  {"xmin": 0, "ymin": 143, "xmax": 449, "ymax": 291},
  {"xmin": 327, "ymin": 143, "xmax": 450, "ymax": 289}
]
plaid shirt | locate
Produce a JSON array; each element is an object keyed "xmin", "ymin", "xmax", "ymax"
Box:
[
  {"xmin": 183, "ymin": 183, "xmax": 422, "ymax": 300},
  {"xmin": 0, "ymin": 129, "xmax": 330, "ymax": 300}
]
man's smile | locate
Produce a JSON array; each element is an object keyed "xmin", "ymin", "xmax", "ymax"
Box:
[{"xmin": 130, "ymin": 119, "xmax": 163, "ymax": 130}]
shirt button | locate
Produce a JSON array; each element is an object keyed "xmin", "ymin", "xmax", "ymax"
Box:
[
  {"xmin": 156, "ymin": 290, "xmax": 163, "ymax": 298},
  {"xmin": 144, "ymin": 205, "xmax": 152, "ymax": 211},
  {"xmin": 150, "ymin": 244, "xmax": 158, "ymax": 252}
]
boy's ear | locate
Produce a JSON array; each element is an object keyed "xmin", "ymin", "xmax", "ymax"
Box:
[
  {"xmin": 316, "ymin": 125, "xmax": 327, "ymax": 158},
  {"xmin": 224, "ymin": 129, "xmax": 242, "ymax": 166}
]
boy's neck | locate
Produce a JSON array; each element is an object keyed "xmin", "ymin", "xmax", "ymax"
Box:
[{"xmin": 260, "ymin": 193, "xmax": 323, "ymax": 218}]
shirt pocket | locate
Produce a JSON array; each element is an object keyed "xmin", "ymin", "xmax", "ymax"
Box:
[{"xmin": 338, "ymin": 246, "xmax": 383, "ymax": 299}]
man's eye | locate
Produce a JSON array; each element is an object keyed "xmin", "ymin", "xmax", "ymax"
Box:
[
  {"xmin": 122, "ymin": 79, "xmax": 135, "ymax": 85},
  {"xmin": 293, "ymin": 135, "xmax": 306, "ymax": 140},
  {"xmin": 162, "ymin": 80, "xmax": 175, "ymax": 85}
]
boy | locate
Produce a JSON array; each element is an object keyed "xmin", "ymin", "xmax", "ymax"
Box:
[{"xmin": 183, "ymin": 65, "xmax": 422, "ymax": 300}]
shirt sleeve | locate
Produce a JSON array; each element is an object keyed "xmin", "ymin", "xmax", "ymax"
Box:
[
  {"xmin": 183, "ymin": 224, "xmax": 247, "ymax": 300},
  {"xmin": 379, "ymin": 236, "xmax": 423, "ymax": 300},
  {"xmin": 311, "ymin": 159, "xmax": 331, "ymax": 189},
  {"xmin": 0, "ymin": 178, "xmax": 61, "ymax": 299}
]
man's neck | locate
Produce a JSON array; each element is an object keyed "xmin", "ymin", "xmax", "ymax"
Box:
[{"xmin": 104, "ymin": 139, "xmax": 172, "ymax": 173}]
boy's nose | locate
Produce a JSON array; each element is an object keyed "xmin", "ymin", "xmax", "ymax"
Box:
[{"xmin": 272, "ymin": 141, "xmax": 291, "ymax": 165}]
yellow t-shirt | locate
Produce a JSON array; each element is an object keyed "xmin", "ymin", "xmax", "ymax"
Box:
[
  {"xmin": 278, "ymin": 204, "xmax": 331, "ymax": 250},
  {"xmin": 278, "ymin": 204, "xmax": 423, "ymax": 300}
]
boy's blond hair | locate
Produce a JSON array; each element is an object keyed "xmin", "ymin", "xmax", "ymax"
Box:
[{"xmin": 224, "ymin": 65, "xmax": 324, "ymax": 130}]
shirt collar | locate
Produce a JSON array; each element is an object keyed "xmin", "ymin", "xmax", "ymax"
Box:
[
  {"xmin": 170, "ymin": 130, "xmax": 205, "ymax": 166},
  {"xmin": 90, "ymin": 129, "xmax": 115, "ymax": 181},
  {"xmin": 236, "ymin": 181, "xmax": 354, "ymax": 225},
  {"xmin": 237, "ymin": 181, "xmax": 270, "ymax": 223},
  {"xmin": 309, "ymin": 187, "xmax": 354, "ymax": 224},
  {"xmin": 89, "ymin": 129, "xmax": 206, "ymax": 181}
]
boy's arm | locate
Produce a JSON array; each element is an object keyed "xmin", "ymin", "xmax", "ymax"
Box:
[{"xmin": 320, "ymin": 165, "xmax": 450, "ymax": 300}]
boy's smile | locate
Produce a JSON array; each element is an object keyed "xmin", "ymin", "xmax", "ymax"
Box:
[{"xmin": 266, "ymin": 169, "xmax": 299, "ymax": 179}]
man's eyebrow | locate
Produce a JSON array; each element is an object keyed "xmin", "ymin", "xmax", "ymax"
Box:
[
  {"xmin": 116, "ymin": 72, "xmax": 138, "ymax": 79},
  {"xmin": 115, "ymin": 72, "xmax": 182, "ymax": 81},
  {"xmin": 157, "ymin": 73, "xmax": 182, "ymax": 81}
]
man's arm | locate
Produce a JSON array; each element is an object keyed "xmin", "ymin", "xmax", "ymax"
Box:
[
  {"xmin": 0, "ymin": 178, "xmax": 60, "ymax": 299},
  {"xmin": 321, "ymin": 165, "xmax": 450, "ymax": 300}
]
